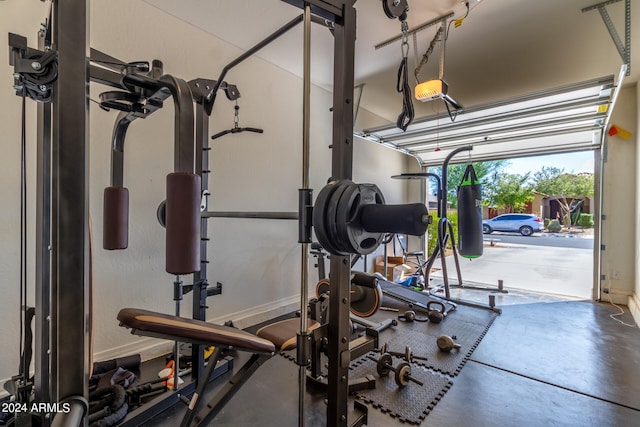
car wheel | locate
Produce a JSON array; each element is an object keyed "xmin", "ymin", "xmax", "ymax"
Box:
[
  {"xmin": 520, "ymin": 226, "xmax": 533, "ymax": 236},
  {"xmin": 482, "ymin": 224, "xmax": 492, "ymax": 234}
]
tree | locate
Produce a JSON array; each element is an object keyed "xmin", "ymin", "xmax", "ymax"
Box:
[
  {"xmin": 484, "ymin": 172, "xmax": 534, "ymax": 212},
  {"xmin": 533, "ymin": 166, "xmax": 594, "ymax": 227},
  {"xmin": 429, "ymin": 160, "xmax": 508, "ymax": 208}
]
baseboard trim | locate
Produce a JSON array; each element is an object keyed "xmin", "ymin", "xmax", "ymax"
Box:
[{"xmin": 628, "ymin": 292, "xmax": 640, "ymax": 327}]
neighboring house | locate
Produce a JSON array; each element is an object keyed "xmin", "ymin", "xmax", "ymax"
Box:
[
  {"xmin": 482, "ymin": 191, "xmax": 591, "ymax": 220},
  {"xmin": 541, "ymin": 196, "xmax": 592, "ymax": 221},
  {"xmin": 483, "ymin": 191, "xmax": 546, "ymax": 219}
]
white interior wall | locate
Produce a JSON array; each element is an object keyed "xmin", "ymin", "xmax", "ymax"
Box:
[
  {"xmin": 600, "ymin": 85, "xmax": 637, "ymax": 306},
  {"xmin": 0, "ymin": 0, "xmax": 417, "ymax": 381},
  {"xmin": 633, "ymin": 83, "xmax": 640, "ymax": 326}
]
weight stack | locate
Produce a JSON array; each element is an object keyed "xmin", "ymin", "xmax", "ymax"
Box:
[{"xmin": 457, "ymin": 164, "xmax": 483, "ymax": 258}]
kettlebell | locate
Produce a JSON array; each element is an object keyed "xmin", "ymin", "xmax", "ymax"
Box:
[
  {"xmin": 427, "ymin": 301, "xmax": 446, "ymax": 324},
  {"xmin": 436, "ymin": 335, "xmax": 461, "ymax": 353}
]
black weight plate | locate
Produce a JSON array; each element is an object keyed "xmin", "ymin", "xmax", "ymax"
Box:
[
  {"xmin": 315, "ymin": 279, "xmax": 331, "ymax": 299},
  {"xmin": 345, "ymin": 184, "xmax": 385, "ymax": 255},
  {"xmin": 335, "ymin": 182, "xmax": 360, "ymax": 254},
  {"xmin": 350, "ymin": 283, "xmax": 382, "ymax": 318},
  {"xmin": 377, "ymin": 353, "xmax": 393, "ymax": 376},
  {"xmin": 395, "ymin": 362, "xmax": 411, "ymax": 387},
  {"xmin": 313, "ymin": 181, "xmax": 342, "ymax": 256},
  {"xmin": 382, "ymin": 0, "xmax": 408, "ymax": 19},
  {"xmin": 325, "ymin": 180, "xmax": 352, "ymax": 255}
]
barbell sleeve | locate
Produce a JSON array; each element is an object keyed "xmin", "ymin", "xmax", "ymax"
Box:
[{"xmin": 360, "ymin": 203, "xmax": 429, "ymax": 236}]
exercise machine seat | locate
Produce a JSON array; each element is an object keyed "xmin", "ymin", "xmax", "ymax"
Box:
[
  {"xmin": 118, "ymin": 308, "xmax": 275, "ymax": 354},
  {"xmin": 256, "ymin": 317, "xmax": 320, "ymax": 351}
]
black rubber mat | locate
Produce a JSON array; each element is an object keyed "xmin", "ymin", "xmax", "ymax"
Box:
[
  {"xmin": 387, "ymin": 314, "xmax": 497, "ymax": 376},
  {"xmin": 350, "ymin": 354, "xmax": 452, "ymax": 425}
]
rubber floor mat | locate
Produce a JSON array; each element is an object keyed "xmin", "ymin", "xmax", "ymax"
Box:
[
  {"xmin": 386, "ymin": 314, "xmax": 497, "ymax": 376},
  {"xmin": 350, "ymin": 354, "xmax": 452, "ymax": 425}
]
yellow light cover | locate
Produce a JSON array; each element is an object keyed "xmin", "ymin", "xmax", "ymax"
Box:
[{"xmin": 415, "ymin": 79, "xmax": 447, "ymax": 102}]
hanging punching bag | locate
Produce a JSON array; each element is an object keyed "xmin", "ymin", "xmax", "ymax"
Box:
[{"xmin": 457, "ymin": 164, "xmax": 483, "ymax": 258}]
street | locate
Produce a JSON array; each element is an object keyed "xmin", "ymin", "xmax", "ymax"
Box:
[{"xmin": 483, "ymin": 231, "xmax": 594, "ymax": 249}]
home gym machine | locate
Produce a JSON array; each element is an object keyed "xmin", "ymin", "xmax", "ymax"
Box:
[{"xmin": 6, "ymin": 1, "xmax": 430, "ymax": 426}]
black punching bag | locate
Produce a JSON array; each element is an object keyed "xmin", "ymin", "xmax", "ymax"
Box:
[{"xmin": 457, "ymin": 164, "xmax": 483, "ymax": 258}]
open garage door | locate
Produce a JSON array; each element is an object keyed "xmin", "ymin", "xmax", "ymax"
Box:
[
  {"xmin": 359, "ymin": 70, "xmax": 627, "ymax": 301},
  {"xmin": 360, "ymin": 75, "xmax": 618, "ymax": 166}
]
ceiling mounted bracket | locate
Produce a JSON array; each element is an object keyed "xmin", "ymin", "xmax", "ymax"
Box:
[
  {"xmin": 375, "ymin": 12, "xmax": 454, "ymax": 50},
  {"xmin": 382, "ymin": 0, "xmax": 409, "ymax": 21},
  {"xmin": 582, "ymin": 0, "xmax": 630, "ymax": 75}
]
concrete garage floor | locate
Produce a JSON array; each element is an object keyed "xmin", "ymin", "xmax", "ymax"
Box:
[
  {"xmin": 430, "ymin": 239, "xmax": 594, "ymax": 299},
  {"xmin": 142, "ymin": 296, "xmax": 640, "ymax": 427}
]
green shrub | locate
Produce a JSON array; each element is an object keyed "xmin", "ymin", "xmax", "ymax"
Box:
[
  {"xmin": 577, "ymin": 213, "xmax": 594, "ymax": 228},
  {"xmin": 543, "ymin": 218, "xmax": 550, "ymax": 228},
  {"xmin": 547, "ymin": 219, "xmax": 562, "ymax": 232},
  {"xmin": 426, "ymin": 211, "xmax": 459, "ymax": 255}
]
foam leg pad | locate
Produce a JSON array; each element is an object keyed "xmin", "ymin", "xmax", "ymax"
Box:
[
  {"xmin": 103, "ymin": 187, "xmax": 129, "ymax": 250},
  {"xmin": 166, "ymin": 172, "xmax": 201, "ymax": 275}
]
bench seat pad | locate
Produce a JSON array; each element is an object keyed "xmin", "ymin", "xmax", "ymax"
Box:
[
  {"xmin": 256, "ymin": 317, "xmax": 320, "ymax": 351},
  {"xmin": 118, "ymin": 308, "xmax": 275, "ymax": 354}
]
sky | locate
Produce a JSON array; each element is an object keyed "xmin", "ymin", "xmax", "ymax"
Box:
[{"xmin": 506, "ymin": 151, "xmax": 595, "ymax": 176}]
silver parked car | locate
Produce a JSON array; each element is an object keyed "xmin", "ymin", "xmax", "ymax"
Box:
[{"xmin": 482, "ymin": 214, "xmax": 543, "ymax": 236}]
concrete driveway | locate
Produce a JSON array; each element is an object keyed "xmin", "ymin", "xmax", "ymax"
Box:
[{"xmin": 430, "ymin": 242, "xmax": 594, "ymax": 300}]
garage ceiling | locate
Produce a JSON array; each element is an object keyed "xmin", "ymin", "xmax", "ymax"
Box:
[{"xmin": 142, "ymin": 0, "xmax": 633, "ymax": 163}]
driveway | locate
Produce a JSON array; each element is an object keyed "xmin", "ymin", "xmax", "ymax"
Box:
[
  {"xmin": 483, "ymin": 231, "xmax": 594, "ymax": 249},
  {"xmin": 430, "ymin": 241, "xmax": 594, "ymax": 300}
]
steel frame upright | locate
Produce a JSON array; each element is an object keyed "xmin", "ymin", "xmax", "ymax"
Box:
[
  {"xmin": 282, "ymin": 2, "xmax": 357, "ymax": 426},
  {"xmin": 48, "ymin": 1, "xmax": 91, "ymax": 425}
]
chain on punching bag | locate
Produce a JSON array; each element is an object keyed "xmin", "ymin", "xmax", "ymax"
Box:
[{"xmin": 457, "ymin": 164, "xmax": 483, "ymax": 258}]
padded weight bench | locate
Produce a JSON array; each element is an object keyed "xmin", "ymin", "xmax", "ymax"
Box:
[{"xmin": 117, "ymin": 308, "xmax": 318, "ymax": 426}]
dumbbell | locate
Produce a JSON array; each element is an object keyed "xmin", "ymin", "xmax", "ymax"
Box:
[
  {"xmin": 436, "ymin": 335, "xmax": 461, "ymax": 353},
  {"xmin": 380, "ymin": 343, "xmax": 428, "ymax": 363},
  {"xmin": 367, "ymin": 353, "xmax": 423, "ymax": 387},
  {"xmin": 397, "ymin": 310, "xmax": 428, "ymax": 323}
]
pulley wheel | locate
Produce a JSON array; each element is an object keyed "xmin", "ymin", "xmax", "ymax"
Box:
[
  {"xmin": 382, "ymin": 0, "xmax": 409, "ymax": 20},
  {"xmin": 157, "ymin": 200, "xmax": 167, "ymax": 228},
  {"xmin": 100, "ymin": 91, "xmax": 145, "ymax": 113},
  {"xmin": 24, "ymin": 52, "xmax": 58, "ymax": 85}
]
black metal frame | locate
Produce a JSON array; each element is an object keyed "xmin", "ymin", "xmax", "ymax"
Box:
[{"xmin": 20, "ymin": 0, "xmax": 359, "ymax": 425}]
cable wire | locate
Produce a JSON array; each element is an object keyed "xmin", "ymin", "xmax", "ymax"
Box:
[
  {"xmin": 19, "ymin": 90, "xmax": 27, "ymax": 381},
  {"xmin": 607, "ymin": 281, "xmax": 637, "ymax": 327}
]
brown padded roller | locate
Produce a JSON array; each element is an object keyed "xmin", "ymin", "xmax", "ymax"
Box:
[
  {"xmin": 166, "ymin": 172, "xmax": 201, "ymax": 275},
  {"xmin": 103, "ymin": 187, "xmax": 129, "ymax": 250}
]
